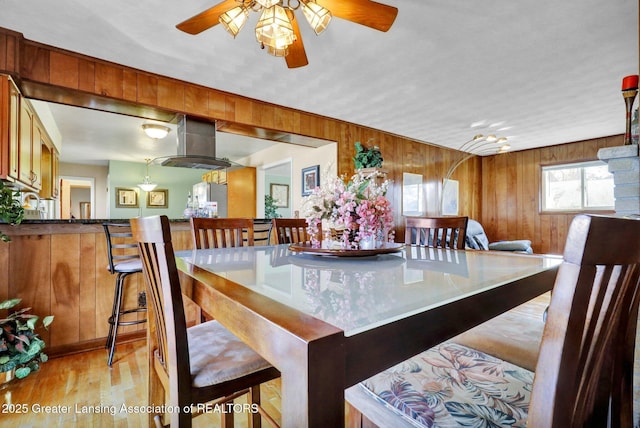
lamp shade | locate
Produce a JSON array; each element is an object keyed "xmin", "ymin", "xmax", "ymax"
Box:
[
  {"xmin": 302, "ymin": 1, "xmax": 332, "ymax": 35},
  {"xmin": 138, "ymin": 159, "xmax": 157, "ymax": 191},
  {"xmin": 255, "ymin": 0, "xmax": 279, "ymax": 7},
  {"xmin": 255, "ymin": 5, "xmax": 295, "ymax": 50},
  {"xmin": 142, "ymin": 124, "xmax": 170, "ymax": 139},
  {"xmin": 219, "ymin": 6, "xmax": 249, "ymax": 37},
  {"xmin": 138, "ymin": 179, "xmax": 157, "ymax": 192}
]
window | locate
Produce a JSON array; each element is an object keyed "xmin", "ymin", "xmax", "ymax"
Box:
[{"xmin": 541, "ymin": 161, "xmax": 614, "ymax": 212}]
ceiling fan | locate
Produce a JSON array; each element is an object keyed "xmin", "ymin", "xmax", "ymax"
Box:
[{"xmin": 176, "ymin": 0, "xmax": 398, "ymax": 68}]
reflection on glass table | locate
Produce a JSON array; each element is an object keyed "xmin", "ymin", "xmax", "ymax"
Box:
[{"xmin": 180, "ymin": 245, "xmax": 562, "ymax": 337}]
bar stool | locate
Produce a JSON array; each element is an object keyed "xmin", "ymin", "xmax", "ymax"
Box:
[{"xmin": 103, "ymin": 222, "xmax": 146, "ymax": 366}]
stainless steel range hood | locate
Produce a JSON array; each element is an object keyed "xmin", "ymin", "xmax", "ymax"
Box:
[{"xmin": 161, "ymin": 116, "xmax": 237, "ymax": 170}]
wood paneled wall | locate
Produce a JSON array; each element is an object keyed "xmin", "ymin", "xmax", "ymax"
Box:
[
  {"xmin": 481, "ymin": 135, "xmax": 624, "ymax": 255},
  {"xmin": 0, "ymin": 222, "xmax": 193, "ymax": 356},
  {"xmin": 0, "ymin": 27, "xmax": 483, "ymax": 241},
  {"xmin": 0, "ymin": 29, "xmax": 628, "ymax": 251}
]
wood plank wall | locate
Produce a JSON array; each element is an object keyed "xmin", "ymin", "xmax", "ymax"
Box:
[
  {"xmin": 0, "ymin": 223, "xmax": 193, "ymax": 356},
  {"xmin": 0, "ymin": 27, "xmax": 482, "ymax": 241},
  {"xmin": 482, "ymin": 135, "xmax": 624, "ymax": 255}
]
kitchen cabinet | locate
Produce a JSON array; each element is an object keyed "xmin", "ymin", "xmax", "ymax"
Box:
[
  {"xmin": 0, "ymin": 74, "xmax": 20, "ymax": 181},
  {"xmin": 40, "ymin": 140, "xmax": 60, "ymax": 199},
  {"xmin": 18, "ymin": 98, "xmax": 41, "ymax": 190}
]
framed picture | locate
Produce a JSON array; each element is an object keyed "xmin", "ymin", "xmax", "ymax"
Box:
[
  {"xmin": 147, "ymin": 189, "xmax": 168, "ymax": 208},
  {"xmin": 115, "ymin": 187, "xmax": 138, "ymax": 208},
  {"xmin": 270, "ymin": 183, "xmax": 289, "ymax": 208},
  {"xmin": 301, "ymin": 165, "xmax": 320, "ymax": 196}
]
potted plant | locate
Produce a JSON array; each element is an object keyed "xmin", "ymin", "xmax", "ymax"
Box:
[
  {"xmin": 0, "ymin": 298, "xmax": 53, "ymax": 381},
  {"xmin": 0, "ymin": 181, "xmax": 24, "ymax": 242},
  {"xmin": 264, "ymin": 195, "xmax": 282, "ymax": 219},
  {"xmin": 353, "ymin": 141, "xmax": 383, "ymax": 170}
]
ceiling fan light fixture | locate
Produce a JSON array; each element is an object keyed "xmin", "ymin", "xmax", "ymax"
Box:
[
  {"xmin": 267, "ymin": 45, "xmax": 290, "ymax": 57},
  {"xmin": 255, "ymin": 5, "xmax": 295, "ymax": 49},
  {"xmin": 301, "ymin": 1, "xmax": 332, "ymax": 35},
  {"xmin": 142, "ymin": 124, "xmax": 170, "ymax": 140},
  {"xmin": 255, "ymin": 0, "xmax": 280, "ymax": 8},
  {"xmin": 219, "ymin": 6, "xmax": 250, "ymax": 37}
]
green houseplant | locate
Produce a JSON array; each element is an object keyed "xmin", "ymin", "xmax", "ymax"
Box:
[
  {"xmin": 0, "ymin": 298, "xmax": 53, "ymax": 379},
  {"xmin": 353, "ymin": 141, "xmax": 383, "ymax": 169},
  {"xmin": 0, "ymin": 181, "xmax": 24, "ymax": 242},
  {"xmin": 264, "ymin": 195, "xmax": 282, "ymax": 219}
]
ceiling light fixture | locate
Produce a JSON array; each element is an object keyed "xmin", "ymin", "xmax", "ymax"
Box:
[
  {"xmin": 142, "ymin": 124, "xmax": 170, "ymax": 140},
  {"xmin": 138, "ymin": 158, "xmax": 158, "ymax": 192},
  {"xmin": 177, "ymin": 0, "xmax": 398, "ymax": 68},
  {"xmin": 219, "ymin": 1, "xmax": 327, "ymax": 57}
]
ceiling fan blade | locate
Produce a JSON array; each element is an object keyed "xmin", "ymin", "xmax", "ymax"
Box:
[
  {"xmin": 176, "ymin": 0, "xmax": 238, "ymax": 35},
  {"xmin": 317, "ymin": 0, "xmax": 398, "ymax": 32},
  {"xmin": 286, "ymin": 10, "xmax": 309, "ymax": 69}
]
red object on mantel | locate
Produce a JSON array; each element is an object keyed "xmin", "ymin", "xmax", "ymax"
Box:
[{"xmin": 622, "ymin": 75, "xmax": 639, "ymax": 90}]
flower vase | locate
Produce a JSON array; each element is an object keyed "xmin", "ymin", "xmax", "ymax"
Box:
[{"xmin": 359, "ymin": 235, "xmax": 376, "ymax": 250}]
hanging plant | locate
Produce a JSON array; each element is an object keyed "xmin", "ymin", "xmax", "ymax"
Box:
[
  {"xmin": 0, "ymin": 181, "xmax": 24, "ymax": 242},
  {"xmin": 353, "ymin": 141, "xmax": 383, "ymax": 169}
]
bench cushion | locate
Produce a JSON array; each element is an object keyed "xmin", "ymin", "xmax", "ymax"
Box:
[{"xmin": 357, "ymin": 342, "xmax": 533, "ymax": 427}]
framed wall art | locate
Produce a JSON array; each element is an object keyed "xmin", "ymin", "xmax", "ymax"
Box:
[
  {"xmin": 301, "ymin": 165, "xmax": 320, "ymax": 196},
  {"xmin": 115, "ymin": 187, "xmax": 138, "ymax": 208},
  {"xmin": 270, "ymin": 183, "xmax": 289, "ymax": 208},
  {"xmin": 147, "ymin": 189, "xmax": 168, "ymax": 208}
]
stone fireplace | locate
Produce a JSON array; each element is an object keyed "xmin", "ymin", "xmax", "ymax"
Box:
[{"xmin": 598, "ymin": 144, "xmax": 640, "ymax": 217}]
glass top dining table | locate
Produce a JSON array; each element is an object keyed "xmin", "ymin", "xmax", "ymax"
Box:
[{"xmin": 172, "ymin": 244, "xmax": 562, "ymax": 427}]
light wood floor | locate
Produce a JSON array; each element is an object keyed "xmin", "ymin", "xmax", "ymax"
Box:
[{"xmin": 0, "ymin": 341, "xmax": 282, "ymax": 427}]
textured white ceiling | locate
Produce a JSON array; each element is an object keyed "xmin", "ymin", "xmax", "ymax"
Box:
[{"xmin": 0, "ymin": 0, "xmax": 638, "ymax": 163}]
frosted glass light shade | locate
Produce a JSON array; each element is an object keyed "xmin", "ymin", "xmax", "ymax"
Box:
[
  {"xmin": 255, "ymin": 0, "xmax": 279, "ymax": 8},
  {"xmin": 219, "ymin": 6, "xmax": 249, "ymax": 37},
  {"xmin": 302, "ymin": 1, "xmax": 331, "ymax": 35},
  {"xmin": 255, "ymin": 5, "xmax": 295, "ymax": 49},
  {"xmin": 138, "ymin": 177, "xmax": 157, "ymax": 192},
  {"xmin": 142, "ymin": 124, "xmax": 170, "ymax": 140}
]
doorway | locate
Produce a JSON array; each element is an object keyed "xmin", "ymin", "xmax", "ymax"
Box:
[
  {"xmin": 60, "ymin": 176, "xmax": 95, "ymax": 219},
  {"xmin": 259, "ymin": 159, "xmax": 293, "ymax": 219}
]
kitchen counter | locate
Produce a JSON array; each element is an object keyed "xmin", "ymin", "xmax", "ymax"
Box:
[
  {"xmin": 0, "ymin": 219, "xmax": 194, "ymax": 357},
  {"xmin": 0, "ymin": 217, "xmax": 274, "ymax": 357}
]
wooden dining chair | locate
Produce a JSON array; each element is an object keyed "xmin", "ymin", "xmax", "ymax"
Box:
[
  {"xmin": 191, "ymin": 217, "xmax": 254, "ymax": 249},
  {"xmin": 404, "ymin": 216, "xmax": 468, "ymax": 249},
  {"xmin": 346, "ymin": 214, "xmax": 640, "ymax": 427},
  {"xmin": 271, "ymin": 218, "xmax": 317, "ymax": 244},
  {"xmin": 131, "ymin": 215, "xmax": 280, "ymax": 428}
]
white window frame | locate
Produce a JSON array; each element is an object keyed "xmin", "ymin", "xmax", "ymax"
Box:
[{"xmin": 541, "ymin": 160, "xmax": 614, "ymax": 213}]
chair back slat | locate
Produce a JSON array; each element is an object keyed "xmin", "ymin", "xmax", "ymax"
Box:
[
  {"xmin": 253, "ymin": 221, "xmax": 273, "ymax": 246},
  {"xmin": 130, "ymin": 216, "xmax": 191, "ymax": 406},
  {"xmin": 404, "ymin": 216, "xmax": 468, "ymax": 249},
  {"xmin": 191, "ymin": 217, "xmax": 254, "ymax": 249},
  {"xmin": 272, "ymin": 218, "xmax": 318, "ymax": 244},
  {"xmin": 103, "ymin": 223, "xmax": 141, "ymax": 272},
  {"xmin": 529, "ymin": 214, "xmax": 640, "ymax": 427}
]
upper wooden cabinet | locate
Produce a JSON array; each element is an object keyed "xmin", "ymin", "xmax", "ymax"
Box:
[
  {"xmin": 18, "ymin": 98, "xmax": 42, "ymax": 190},
  {"xmin": 0, "ymin": 75, "xmax": 20, "ymax": 181},
  {"xmin": 40, "ymin": 140, "xmax": 60, "ymax": 199},
  {"xmin": 1, "ymin": 74, "xmax": 55, "ymax": 193}
]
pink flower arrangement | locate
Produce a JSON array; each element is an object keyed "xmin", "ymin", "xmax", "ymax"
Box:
[{"xmin": 301, "ymin": 170, "xmax": 395, "ymax": 249}]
